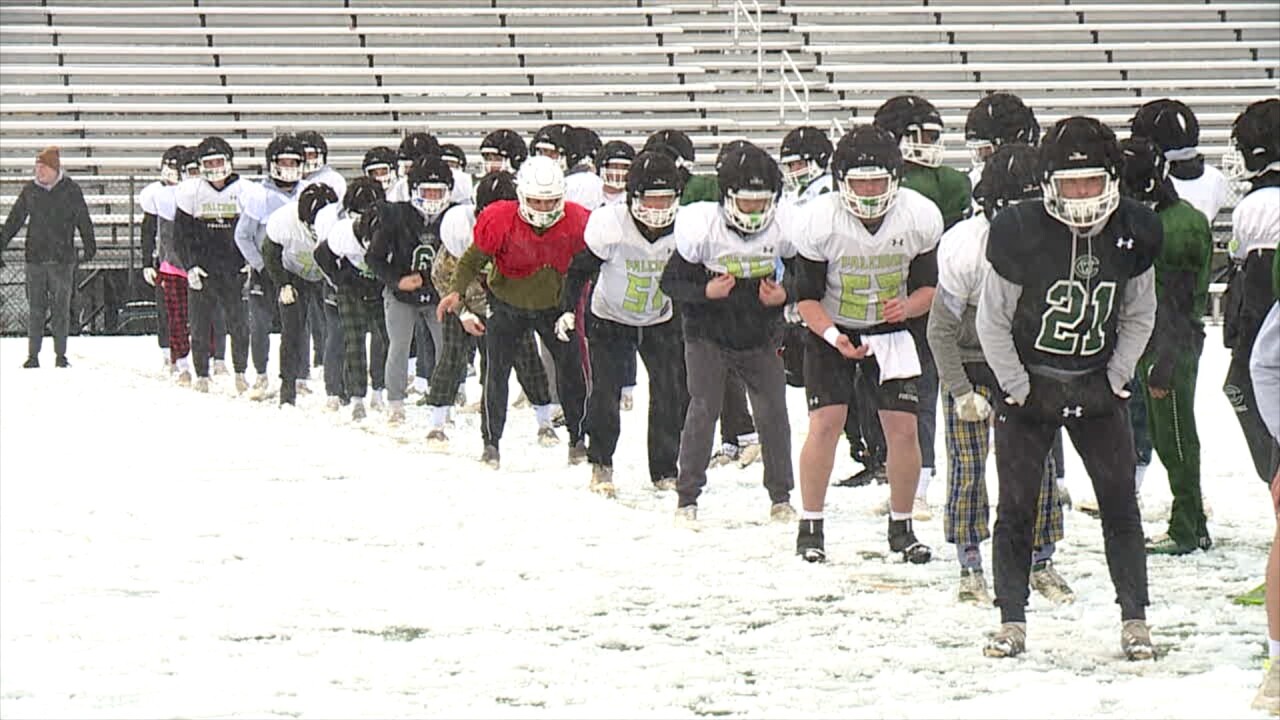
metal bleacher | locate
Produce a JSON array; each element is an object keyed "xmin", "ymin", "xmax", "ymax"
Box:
[{"xmin": 0, "ymin": 0, "xmax": 1277, "ymax": 271}]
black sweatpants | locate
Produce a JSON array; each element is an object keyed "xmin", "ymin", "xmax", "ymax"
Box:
[
  {"xmin": 719, "ymin": 373, "xmax": 756, "ymax": 445},
  {"xmin": 188, "ymin": 271, "xmax": 249, "ymax": 378},
  {"xmin": 482, "ymin": 299, "xmax": 587, "ymax": 450},
  {"xmin": 24, "ymin": 262, "xmax": 75, "ymax": 360},
  {"xmin": 585, "ymin": 313, "xmax": 688, "ymax": 482},
  {"xmin": 278, "ymin": 276, "xmax": 319, "ymax": 405},
  {"xmin": 677, "ymin": 338, "xmax": 793, "ymax": 508},
  {"xmin": 992, "ymin": 371, "xmax": 1148, "ymax": 624},
  {"xmin": 1224, "ymin": 344, "xmax": 1280, "ymax": 484}
]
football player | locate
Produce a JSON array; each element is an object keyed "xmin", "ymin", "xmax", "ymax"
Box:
[{"xmin": 1130, "ymin": 99, "xmax": 1230, "ymax": 224}]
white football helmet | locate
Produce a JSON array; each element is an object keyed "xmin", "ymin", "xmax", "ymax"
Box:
[{"xmin": 516, "ymin": 155, "xmax": 566, "ymax": 230}]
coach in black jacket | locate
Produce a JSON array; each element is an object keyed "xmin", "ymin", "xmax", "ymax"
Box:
[{"xmin": 0, "ymin": 147, "xmax": 96, "ymax": 369}]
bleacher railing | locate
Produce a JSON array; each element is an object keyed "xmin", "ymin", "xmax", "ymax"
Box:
[
  {"xmin": 778, "ymin": 49, "xmax": 811, "ymax": 123},
  {"xmin": 731, "ymin": 0, "xmax": 764, "ymax": 91}
]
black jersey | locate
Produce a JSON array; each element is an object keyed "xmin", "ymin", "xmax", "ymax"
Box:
[{"xmin": 364, "ymin": 200, "xmax": 452, "ymax": 306}]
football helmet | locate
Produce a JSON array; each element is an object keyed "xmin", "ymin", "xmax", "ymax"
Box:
[
  {"xmin": 298, "ymin": 182, "xmax": 338, "ymax": 226},
  {"xmin": 343, "ymin": 176, "xmax": 385, "ymax": 225},
  {"xmin": 567, "ymin": 127, "xmax": 602, "ymax": 171},
  {"xmin": 398, "ymin": 132, "xmax": 440, "ymax": 177},
  {"xmin": 479, "ymin": 129, "xmax": 527, "ymax": 175},
  {"xmin": 439, "ymin": 143, "xmax": 467, "ymax": 172},
  {"xmin": 643, "ymin": 129, "xmax": 696, "ymax": 169},
  {"xmin": 964, "ymin": 92, "xmax": 1040, "ymax": 168},
  {"xmin": 1118, "ymin": 136, "xmax": 1174, "ymax": 206},
  {"xmin": 196, "ymin": 136, "xmax": 234, "ymax": 183},
  {"xmin": 831, "ymin": 125, "xmax": 904, "ymax": 220},
  {"xmin": 296, "ymin": 130, "xmax": 328, "ymax": 174},
  {"xmin": 265, "ymin": 134, "xmax": 306, "ymax": 185},
  {"xmin": 516, "ymin": 155, "xmax": 567, "ymax": 230},
  {"xmin": 160, "ymin": 144, "xmax": 190, "ymax": 185},
  {"xmin": 1039, "ymin": 116, "xmax": 1123, "ymax": 233},
  {"xmin": 1223, "ymin": 98, "xmax": 1280, "ymax": 181},
  {"xmin": 362, "ymin": 146, "xmax": 397, "ymax": 192},
  {"xmin": 717, "ymin": 142, "xmax": 782, "ymax": 234},
  {"xmin": 627, "ymin": 151, "xmax": 683, "ymax": 230},
  {"xmin": 407, "ymin": 155, "xmax": 455, "ymax": 218},
  {"xmin": 531, "ymin": 123, "xmax": 573, "ymax": 171},
  {"xmin": 972, "ymin": 142, "xmax": 1042, "ymax": 221},
  {"xmin": 1130, "ymin": 99, "xmax": 1200, "ymax": 161},
  {"xmin": 779, "ymin": 126, "xmax": 834, "ymax": 191},
  {"xmin": 874, "ymin": 95, "xmax": 946, "ymax": 168},
  {"xmin": 596, "ymin": 140, "xmax": 637, "ymax": 191},
  {"xmin": 475, "ymin": 170, "xmax": 518, "ymax": 216}
]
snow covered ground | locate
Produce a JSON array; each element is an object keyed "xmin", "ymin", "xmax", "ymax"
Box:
[{"xmin": 0, "ymin": 328, "xmax": 1274, "ymax": 719}]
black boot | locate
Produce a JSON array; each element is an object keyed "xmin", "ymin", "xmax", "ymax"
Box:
[
  {"xmin": 796, "ymin": 519, "xmax": 826, "ymax": 563},
  {"xmin": 888, "ymin": 518, "xmax": 932, "ymax": 564}
]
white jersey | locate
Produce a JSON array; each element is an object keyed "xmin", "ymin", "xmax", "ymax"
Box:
[
  {"xmin": 327, "ymin": 216, "xmax": 374, "ymax": 274},
  {"xmin": 793, "ymin": 187, "xmax": 942, "ymax": 329},
  {"xmin": 935, "ymin": 214, "xmax": 991, "ymax": 317},
  {"xmin": 439, "ymin": 203, "xmax": 477, "ymax": 259},
  {"xmin": 602, "ymin": 187, "xmax": 627, "ymax": 206},
  {"xmin": 265, "ymin": 201, "xmax": 323, "ymax": 282},
  {"xmin": 301, "ymin": 165, "xmax": 347, "ymax": 202},
  {"xmin": 783, "ymin": 173, "xmax": 833, "ymax": 209},
  {"xmin": 450, "ymin": 168, "xmax": 474, "ymax": 205},
  {"xmin": 585, "ymin": 203, "xmax": 678, "ymax": 326},
  {"xmin": 311, "ymin": 203, "xmax": 341, "ymax": 246},
  {"xmin": 968, "ymin": 165, "xmax": 985, "ymax": 216},
  {"xmin": 238, "ymin": 178, "xmax": 298, "ymax": 223},
  {"xmin": 1171, "ymin": 164, "xmax": 1229, "ymax": 225},
  {"xmin": 174, "ymin": 176, "xmax": 244, "ymax": 231},
  {"xmin": 1230, "ymin": 186, "xmax": 1280, "ymax": 261},
  {"xmin": 388, "ymin": 176, "xmax": 410, "ymax": 203},
  {"xmin": 675, "ymin": 201, "xmax": 798, "ymax": 279},
  {"xmin": 565, "ymin": 171, "xmax": 605, "ymax": 210},
  {"xmin": 138, "ymin": 180, "xmax": 177, "ymax": 221}
]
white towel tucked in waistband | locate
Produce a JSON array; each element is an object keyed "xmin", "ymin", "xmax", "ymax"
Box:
[{"xmin": 863, "ymin": 330, "xmax": 922, "ymax": 383}]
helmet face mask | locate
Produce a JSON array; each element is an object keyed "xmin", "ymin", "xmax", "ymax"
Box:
[
  {"xmin": 412, "ymin": 183, "xmax": 452, "ymax": 217},
  {"xmin": 1043, "ymin": 167, "xmax": 1119, "ymax": 231},
  {"xmin": 630, "ymin": 189, "xmax": 678, "ymax": 229},
  {"xmin": 780, "ymin": 156, "xmax": 822, "ymax": 191},
  {"xmin": 966, "ymin": 139, "xmax": 995, "ymax": 168},
  {"xmin": 160, "ymin": 145, "xmax": 187, "ymax": 185},
  {"xmin": 297, "ymin": 131, "xmax": 328, "ymax": 174},
  {"xmin": 270, "ymin": 155, "xmax": 303, "ymax": 184},
  {"xmin": 964, "ymin": 93, "xmax": 1040, "ymax": 169},
  {"xmin": 900, "ymin": 127, "xmax": 945, "ymax": 168},
  {"xmin": 602, "ymin": 159, "xmax": 632, "ymax": 191},
  {"xmin": 716, "ymin": 143, "xmax": 781, "ymax": 235},
  {"xmin": 481, "ymin": 152, "xmax": 511, "ymax": 175},
  {"xmin": 779, "ymin": 126, "xmax": 833, "ymax": 191},
  {"xmin": 200, "ymin": 154, "xmax": 231, "ymax": 183},
  {"xmin": 724, "ymin": 189, "xmax": 776, "ymax": 234},
  {"xmin": 840, "ymin": 167, "xmax": 898, "ymax": 219},
  {"xmin": 832, "ymin": 125, "xmax": 904, "ymax": 221},
  {"xmin": 1225, "ymin": 98, "xmax": 1280, "ymax": 180},
  {"xmin": 1038, "ymin": 116, "xmax": 1123, "ymax": 233},
  {"xmin": 516, "ymin": 155, "xmax": 566, "ymax": 230},
  {"xmin": 361, "ymin": 147, "xmax": 397, "ymax": 191}
]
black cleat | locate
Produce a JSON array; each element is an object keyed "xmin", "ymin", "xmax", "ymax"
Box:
[
  {"xmin": 54, "ymin": 355, "xmax": 69, "ymax": 368},
  {"xmin": 22, "ymin": 357, "xmax": 38, "ymax": 369},
  {"xmin": 835, "ymin": 463, "xmax": 887, "ymax": 487},
  {"xmin": 888, "ymin": 518, "xmax": 932, "ymax": 564},
  {"xmin": 796, "ymin": 519, "xmax": 827, "ymax": 563}
]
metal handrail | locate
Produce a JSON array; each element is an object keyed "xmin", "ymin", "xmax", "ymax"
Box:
[
  {"xmin": 778, "ymin": 49, "xmax": 810, "ymax": 123},
  {"xmin": 731, "ymin": 0, "xmax": 764, "ymax": 90},
  {"xmin": 829, "ymin": 116, "xmax": 847, "ymax": 142}
]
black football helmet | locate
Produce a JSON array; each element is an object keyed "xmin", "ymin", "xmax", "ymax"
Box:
[
  {"xmin": 964, "ymin": 93, "xmax": 1040, "ymax": 168},
  {"xmin": 398, "ymin": 132, "xmax": 440, "ymax": 177},
  {"xmin": 972, "ymin": 142, "xmax": 1042, "ymax": 221},
  {"xmin": 296, "ymin": 130, "xmax": 327, "ymax": 174},
  {"xmin": 407, "ymin": 154, "xmax": 455, "ymax": 217},
  {"xmin": 873, "ymin": 95, "xmax": 945, "ymax": 168},
  {"xmin": 531, "ymin": 123, "xmax": 572, "ymax": 171},
  {"xmin": 1118, "ymin": 136, "xmax": 1175, "ymax": 207},
  {"xmin": 266, "ymin": 134, "xmax": 306, "ymax": 185},
  {"xmin": 1224, "ymin": 98, "xmax": 1280, "ymax": 181},
  {"xmin": 566, "ymin": 127, "xmax": 602, "ymax": 171},
  {"xmin": 779, "ymin": 126, "xmax": 834, "ymax": 191},
  {"xmin": 1129, "ymin": 99, "xmax": 1200, "ymax": 159},
  {"xmin": 627, "ymin": 151, "xmax": 683, "ymax": 230},
  {"xmin": 475, "ymin": 170, "xmax": 518, "ymax": 215},
  {"xmin": 439, "ymin": 143, "xmax": 467, "ymax": 172},
  {"xmin": 352, "ymin": 205, "xmax": 381, "ymax": 249},
  {"xmin": 831, "ymin": 125, "xmax": 904, "ymax": 219},
  {"xmin": 196, "ymin": 136, "xmax": 234, "ymax": 183},
  {"xmin": 1039, "ymin": 116, "xmax": 1123, "ymax": 233},
  {"xmin": 298, "ymin": 182, "xmax": 338, "ymax": 226},
  {"xmin": 361, "ymin": 146, "xmax": 397, "ymax": 192},
  {"xmin": 343, "ymin": 176, "xmax": 385, "ymax": 221},
  {"xmin": 596, "ymin": 140, "xmax": 637, "ymax": 191},
  {"xmin": 716, "ymin": 142, "xmax": 782, "ymax": 234},
  {"xmin": 160, "ymin": 144, "xmax": 190, "ymax": 185},
  {"xmin": 178, "ymin": 147, "xmax": 200, "ymax": 179},
  {"xmin": 479, "ymin": 129, "xmax": 527, "ymax": 175},
  {"xmin": 644, "ymin": 129, "xmax": 695, "ymax": 168},
  {"xmin": 715, "ymin": 139, "xmax": 754, "ymax": 172}
]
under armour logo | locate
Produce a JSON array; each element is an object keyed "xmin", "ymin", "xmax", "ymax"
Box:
[
  {"xmin": 890, "ymin": 238, "xmax": 904, "ymax": 247},
  {"xmin": 1116, "ymin": 237, "xmax": 1134, "ymax": 249},
  {"xmin": 1062, "ymin": 405, "xmax": 1083, "ymax": 418}
]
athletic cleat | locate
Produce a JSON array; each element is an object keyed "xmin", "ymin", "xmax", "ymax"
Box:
[
  {"xmin": 1030, "ymin": 560, "xmax": 1075, "ymax": 604},
  {"xmin": 589, "ymin": 464, "xmax": 617, "ymax": 498},
  {"xmin": 22, "ymin": 357, "xmax": 38, "ymax": 369},
  {"xmin": 212, "ymin": 359, "xmax": 229, "ymax": 376},
  {"xmin": 888, "ymin": 518, "xmax": 932, "ymax": 564},
  {"xmin": 1121, "ymin": 619, "xmax": 1155, "ymax": 661},
  {"xmin": 568, "ymin": 440, "xmax": 588, "ymax": 465},
  {"xmin": 248, "ymin": 376, "xmax": 270, "ymax": 401},
  {"xmin": 737, "ymin": 442, "xmax": 762, "ymax": 468},
  {"xmin": 796, "ymin": 519, "xmax": 826, "ymax": 563},
  {"xmin": 912, "ymin": 496, "xmax": 933, "ymax": 521},
  {"xmin": 1145, "ymin": 533, "xmax": 1201, "ymax": 556},
  {"xmin": 387, "ymin": 401, "xmax": 406, "ymax": 425},
  {"xmin": 958, "ymin": 568, "xmax": 993, "ymax": 606},
  {"xmin": 194, "ymin": 376, "xmax": 210, "ymax": 393},
  {"xmin": 653, "ymin": 477, "xmax": 677, "ymax": 491},
  {"xmin": 1057, "ymin": 484, "xmax": 1073, "ymax": 509},
  {"xmin": 620, "ymin": 390, "xmax": 634, "ymax": 412},
  {"xmin": 351, "ymin": 400, "xmax": 366, "ymax": 422},
  {"xmin": 480, "ymin": 444, "xmax": 500, "ymax": 469},
  {"xmin": 234, "ymin": 373, "xmax": 249, "ymax": 394},
  {"xmin": 835, "ymin": 463, "xmax": 888, "ymax": 487},
  {"xmin": 1253, "ymin": 659, "xmax": 1280, "ymax": 715},
  {"xmin": 708, "ymin": 443, "xmax": 741, "ymax": 468},
  {"xmin": 983, "ymin": 622, "xmax": 1027, "ymax": 658},
  {"xmin": 325, "ymin": 396, "xmax": 342, "ymax": 412},
  {"xmin": 537, "ymin": 426, "xmax": 560, "ymax": 447},
  {"xmin": 175, "ymin": 370, "xmax": 192, "ymax": 387},
  {"xmin": 425, "ymin": 429, "xmax": 449, "ymax": 450},
  {"xmin": 512, "ymin": 391, "xmax": 530, "ymax": 409},
  {"xmin": 769, "ymin": 502, "xmax": 797, "ymax": 523},
  {"xmin": 674, "ymin": 504, "xmax": 698, "ymax": 527},
  {"xmin": 295, "ymin": 379, "xmax": 312, "ymax": 395}
]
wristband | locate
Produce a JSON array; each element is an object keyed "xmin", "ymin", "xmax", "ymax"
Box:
[
  {"xmin": 822, "ymin": 326, "xmax": 841, "ymax": 348},
  {"xmin": 459, "ymin": 310, "xmax": 478, "ymax": 324}
]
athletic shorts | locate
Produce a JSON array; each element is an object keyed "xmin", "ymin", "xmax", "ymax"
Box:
[{"xmin": 802, "ymin": 329, "xmax": 919, "ymax": 414}]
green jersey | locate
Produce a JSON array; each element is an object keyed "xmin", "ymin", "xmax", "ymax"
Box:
[
  {"xmin": 681, "ymin": 174, "xmax": 720, "ymax": 205},
  {"xmin": 1156, "ymin": 199, "xmax": 1214, "ymax": 327},
  {"xmin": 901, "ymin": 164, "xmax": 972, "ymax": 230}
]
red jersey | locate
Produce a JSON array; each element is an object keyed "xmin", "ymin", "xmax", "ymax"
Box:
[{"xmin": 472, "ymin": 200, "xmax": 589, "ymax": 279}]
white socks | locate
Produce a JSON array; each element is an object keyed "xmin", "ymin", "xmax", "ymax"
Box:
[
  {"xmin": 1135, "ymin": 463, "xmax": 1148, "ymax": 494},
  {"xmin": 175, "ymin": 355, "xmax": 191, "ymax": 373},
  {"xmin": 1269, "ymin": 637, "xmax": 1280, "ymax": 661},
  {"xmin": 426, "ymin": 405, "xmax": 449, "ymax": 429},
  {"xmin": 916, "ymin": 467, "xmax": 932, "ymax": 499},
  {"xmin": 534, "ymin": 403, "xmax": 557, "ymax": 428},
  {"xmin": 800, "ymin": 509, "xmax": 823, "ymax": 520},
  {"xmin": 890, "ymin": 511, "xmax": 913, "ymax": 521}
]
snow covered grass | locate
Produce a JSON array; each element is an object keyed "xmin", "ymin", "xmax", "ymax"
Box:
[{"xmin": 0, "ymin": 329, "xmax": 1273, "ymax": 718}]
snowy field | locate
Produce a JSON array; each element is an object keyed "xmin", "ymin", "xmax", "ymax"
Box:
[{"xmin": 0, "ymin": 327, "xmax": 1274, "ymax": 719}]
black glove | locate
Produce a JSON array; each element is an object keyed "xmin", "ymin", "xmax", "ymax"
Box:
[{"xmin": 1146, "ymin": 354, "xmax": 1175, "ymax": 393}]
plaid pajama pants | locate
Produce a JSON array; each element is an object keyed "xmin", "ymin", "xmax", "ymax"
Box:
[
  {"xmin": 424, "ymin": 312, "xmax": 478, "ymax": 407},
  {"xmin": 159, "ymin": 271, "xmax": 190, "ymax": 363},
  {"xmin": 336, "ymin": 287, "xmax": 388, "ymax": 400},
  {"xmin": 943, "ymin": 383, "xmax": 1064, "ymax": 548}
]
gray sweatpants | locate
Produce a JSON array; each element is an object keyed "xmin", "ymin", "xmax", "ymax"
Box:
[
  {"xmin": 383, "ymin": 287, "xmax": 441, "ymax": 403},
  {"xmin": 676, "ymin": 338, "xmax": 793, "ymax": 508},
  {"xmin": 25, "ymin": 262, "xmax": 75, "ymax": 359}
]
